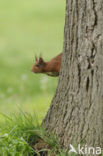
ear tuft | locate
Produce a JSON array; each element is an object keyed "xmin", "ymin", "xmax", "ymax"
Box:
[
  {"xmin": 35, "ymin": 55, "xmax": 38, "ymax": 62},
  {"xmin": 39, "ymin": 57, "xmax": 44, "ymax": 64}
]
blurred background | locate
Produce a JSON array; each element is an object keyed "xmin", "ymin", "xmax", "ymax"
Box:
[{"xmin": 0, "ymin": 0, "xmax": 65, "ymax": 122}]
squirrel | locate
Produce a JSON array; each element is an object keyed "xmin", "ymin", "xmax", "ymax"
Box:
[{"xmin": 31, "ymin": 53, "xmax": 62, "ymax": 77}]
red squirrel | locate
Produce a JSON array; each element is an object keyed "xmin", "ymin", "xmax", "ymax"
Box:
[{"xmin": 31, "ymin": 53, "xmax": 62, "ymax": 76}]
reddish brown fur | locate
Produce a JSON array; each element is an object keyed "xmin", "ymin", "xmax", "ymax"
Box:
[{"xmin": 31, "ymin": 53, "xmax": 62, "ymax": 76}]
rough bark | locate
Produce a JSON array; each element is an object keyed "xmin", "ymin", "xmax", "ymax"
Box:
[{"xmin": 43, "ymin": 0, "xmax": 103, "ymax": 150}]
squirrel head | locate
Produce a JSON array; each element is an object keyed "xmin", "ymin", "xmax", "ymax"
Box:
[{"xmin": 31, "ymin": 55, "xmax": 46, "ymax": 73}]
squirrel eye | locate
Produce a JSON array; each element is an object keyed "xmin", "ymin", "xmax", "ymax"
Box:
[{"xmin": 36, "ymin": 64, "xmax": 39, "ymax": 67}]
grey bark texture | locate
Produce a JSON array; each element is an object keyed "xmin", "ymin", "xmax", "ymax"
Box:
[{"xmin": 43, "ymin": 0, "xmax": 103, "ymax": 150}]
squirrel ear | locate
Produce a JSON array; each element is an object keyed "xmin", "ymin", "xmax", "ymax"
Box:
[
  {"xmin": 35, "ymin": 55, "xmax": 38, "ymax": 62},
  {"xmin": 39, "ymin": 57, "xmax": 44, "ymax": 64}
]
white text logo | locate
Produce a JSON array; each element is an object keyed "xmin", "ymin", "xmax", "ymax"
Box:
[{"xmin": 69, "ymin": 144, "xmax": 101, "ymax": 155}]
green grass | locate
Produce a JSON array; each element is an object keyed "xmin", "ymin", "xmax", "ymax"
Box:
[
  {"xmin": 0, "ymin": 0, "xmax": 65, "ymax": 122},
  {"xmin": 0, "ymin": 112, "xmax": 67, "ymax": 155}
]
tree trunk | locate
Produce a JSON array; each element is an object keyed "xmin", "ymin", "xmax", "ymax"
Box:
[{"xmin": 43, "ymin": 0, "xmax": 103, "ymax": 150}]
